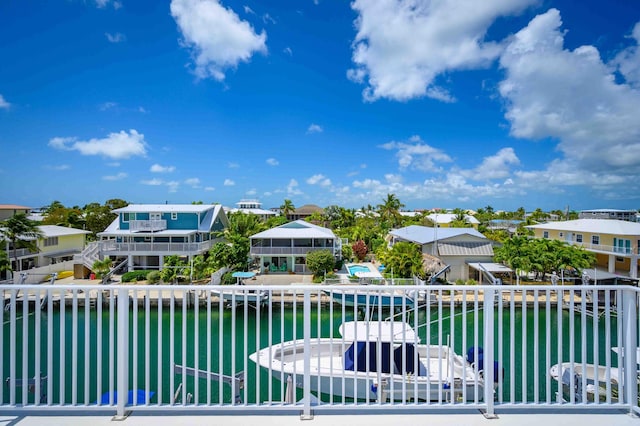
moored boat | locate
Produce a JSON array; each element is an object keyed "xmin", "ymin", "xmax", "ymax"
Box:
[{"xmin": 249, "ymin": 320, "xmax": 485, "ymax": 402}]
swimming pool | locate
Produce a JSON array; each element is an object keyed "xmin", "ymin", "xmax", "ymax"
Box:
[{"xmin": 347, "ymin": 264, "xmax": 372, "ymax": 275}]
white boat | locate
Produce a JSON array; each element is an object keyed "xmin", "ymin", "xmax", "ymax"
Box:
[
  {"xmin": 211, "ymin": 288, "xmax": 268, "ymax": 307},
  {"xmin": 323, "ymin": 288, "xmax": 415, "ymax": 308},
  {"xmin": 549, "ymin": 362, "xmax": 620, "ymax": 402},
  {"xmin": 249, "ymin": 320, "xmax": 485, "ymax": 402},
  {"xmin": 211, "ymin": 271, "xmax": 269, "ymax": 308}
]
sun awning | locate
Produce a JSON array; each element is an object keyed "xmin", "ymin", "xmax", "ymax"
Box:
[
  {"xmin": 232, "ymin": 271, "xmax": 256, "ymax": 278},
  {"xmin": 468, "ymin": 262, "xmax": 512, "ymax": 273}
]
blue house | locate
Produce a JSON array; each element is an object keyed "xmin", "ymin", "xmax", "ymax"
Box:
[{"xmin": 88, "ymin": 204, "xmax": 229, "ymax": 272}]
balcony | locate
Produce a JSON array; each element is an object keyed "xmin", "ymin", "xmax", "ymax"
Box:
[
  {"xmin": 250, "ymin": 246, "xmax": 339, "ymax": 256},
  {"xmin": 99, "ymin": 239, "xmax": 213, "ymax": 254},
  {"xmin": 129, "ymin": 219, "xmax": 167, "ymax": 232},
  {"xmin": 566, "ymin": 241, "xmax": 638, "ymax": 256},
  {"xmin": 1, "ymin": 283, "xmax": 639, "ymax": 421}
]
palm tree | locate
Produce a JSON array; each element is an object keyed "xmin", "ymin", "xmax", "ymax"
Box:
[
  {"xmin": 1, "ymin": 213, "xmax": 44, "ymax": 272},
  {"xmin": 280, "ymin": 199, "xmax": 295, "ymax": 219},
  {"xmin": 377, "ymin": 193, "xmax": 404, "ymax": 229}
]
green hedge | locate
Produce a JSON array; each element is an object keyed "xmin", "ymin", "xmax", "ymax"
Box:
[{"xmin": 121, "ymin": 270, "xmax": 154, "ymax": 282}]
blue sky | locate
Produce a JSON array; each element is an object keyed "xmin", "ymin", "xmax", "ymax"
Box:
[{"xmin": 1, "ymin": 0, "xmax": 640, "ymax": 212}]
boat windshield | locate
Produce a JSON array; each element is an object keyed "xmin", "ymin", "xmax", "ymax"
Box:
[{"xmin": 344, "ymin": 341, "xmax": 426, "ymax": 376}]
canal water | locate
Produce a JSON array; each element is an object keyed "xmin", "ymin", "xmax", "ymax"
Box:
[{"xmin": 2, "ymin": 301, "xmax": 618, "ymax": 405}]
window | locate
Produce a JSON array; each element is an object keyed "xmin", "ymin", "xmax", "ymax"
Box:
[
  {"xmin": 123, "ymin": 212, "xmax": 135, "ymax": 222},
  {"xmin": 150, "ymin": 212, "xmax": 161, "ymax": 221},
  {"xmin": 576, "ymin": 234, "xmax": 583, "ymax": 243},
  {"xmin": 543, "ymin": 231, "xmax": 549, "ymax": 239},
  {"xmin": 559, "ymin": 232, "xmax": 564, "ymax": 238},
  {"xmin": 171, "ymin": 212, "xmax": 178, "ymax": 220},
  {"xmin": 44, "ymin": 237, "xmax": 58, "ymax": 247},
  {"xmin": 591, "ymin": 235, "xmax": 600, "ymax": 245}
]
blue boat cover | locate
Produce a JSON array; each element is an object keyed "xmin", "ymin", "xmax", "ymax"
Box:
[
  {"xmin": 98, "ymin": 389, "xmax": 155, "ymax": 404},
  {"xmin": 344, "ymin": 342, "xmax": 425, "ymax": 376}
]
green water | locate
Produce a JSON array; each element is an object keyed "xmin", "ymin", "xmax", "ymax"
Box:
[{"xmin": 1, "ymin": 302, "xmax": 618, "ymax": 405}]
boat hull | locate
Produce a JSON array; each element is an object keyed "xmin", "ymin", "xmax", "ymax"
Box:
[
  {"xmin": 249, "ymin": 338, "xmax": 484, "ymax": 402},
  {"xmin": 323, "ymin": 289, "xmax": 414, "ymax": 308},
  {"xmin": 549, "ymin": 362, "xmax": 620, "ymax": 402}
]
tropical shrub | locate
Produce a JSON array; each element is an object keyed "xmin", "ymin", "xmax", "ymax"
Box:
[
  {"xmin": 351, "ymin": 240, "xmax": 368, "ymax": 262},
  {"xmin": 146, "ymin": 271, "xmax": 161, "ymax": 284},
  {"xmin": 306, "ymin": 249, "xmax": 336, "ymax": 279},
  {"xmin": 122, "ymin": 270, "xmax": 153, "ymax": 282},
  {"xmin": 92, "ymin": 258, "xmax": 112, "ymax": 279}
]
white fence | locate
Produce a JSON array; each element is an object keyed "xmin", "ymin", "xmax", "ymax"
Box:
[{"xmin": 1, "ymin": 283, "xmax": 638, "ymax": 419}]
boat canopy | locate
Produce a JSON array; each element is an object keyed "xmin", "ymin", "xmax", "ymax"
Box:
[
  {"xmin": 339, "ymin": 321, "xmax": 419, "ymax": 344},
  {"xmin": 344, "ymin": 341, "xmax": 427, "ymax": 376}
]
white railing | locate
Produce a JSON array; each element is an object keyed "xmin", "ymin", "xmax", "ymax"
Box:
[
  {"xmin": 99, "ymin": 240, "xmax": 213, "ymax": 254},
  {"xmin": 129, "ymin": 220, "xmax": 167, "ymax": 232},
  {"xmin": 250, "ymin": 247, "xmax": 337, "ymax": 255},
  {"xmin": 1, "ymin": 283, "xmax": 639, "ymax": 419},
  {"xmin": 566, "ymin": 241, "xmax": 638, "ymax": 256}
]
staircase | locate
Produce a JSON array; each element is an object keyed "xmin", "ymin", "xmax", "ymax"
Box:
[{"xmin": 74, "ymin": 241, "xmax": 101, "ymax": 271}]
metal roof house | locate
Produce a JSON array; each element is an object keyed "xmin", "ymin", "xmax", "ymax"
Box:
[
  {"xmin": 227, "ymin": 199, "xmax": 277, "ymax": 221},
  {"xmin": 388, "ymin": 225, "xmax": 494, "ymax": 282},
  {"xmin": 527, "ymin": 219, "xmax": 640, "ymax": 279},
  {"xmin": 250, "ymin": 220, "xmax": 342, "ymax": 274},
  {"xmin": 82, "ymin": 204, "xmax": 229, "ymax": 273}
]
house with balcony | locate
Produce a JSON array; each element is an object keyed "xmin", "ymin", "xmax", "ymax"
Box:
[
  {"xmin": 227, "ymin": 199, "xmax": 277, "ymax": 221},
  {"xmin": 90, "ymin": 204, "xmax": 229, "ymax": 272},
  {"xmin": 388, "ymin": 225, "xmax": 496, "ymax": 282},
  {"xmin": 2, "ymin": 224, "xmax": 90, "ymax": 282},
  {"xmin": 249, "ymin": 220, "xmax": 342, "ymax": 274},
  {"xmin": 425, "ymin": 213, "xmax": 480, "ymax": 229},
  {"xmin": 527, "ymin": 219, "xmax": 640, "ymax": 279}
]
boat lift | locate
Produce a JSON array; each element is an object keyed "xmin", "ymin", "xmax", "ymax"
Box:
[{"xmin": 172, "ymin": 364, "xmax": 244, "ymax": 404}]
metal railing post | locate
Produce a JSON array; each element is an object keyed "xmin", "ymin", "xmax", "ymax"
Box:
[
  {"xmin": 623, "ymin": 289, "xmax": 638, "ymax": 415},
  {"xmin": 115, "ymin": 287, "xmax": 130, "ymax": 420},
  {"xmin": 301, "ymin": 290, "xmax": 313, "ymax": 420},
  {"xmin": 483, "ymin": 287, "xmax": 497, "ymax": 418}
]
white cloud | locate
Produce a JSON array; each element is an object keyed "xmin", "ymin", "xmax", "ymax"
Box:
[
  {"xmin": 0, "ymin": 94, "xmax": 10, "ymax": 110},
  {"xmin": 283, "ymin": 47, "xmax": 292, "ymax": 56},
  {"xmin": 185, "ymin": 177, "xmax": 201, "ymax": 187},
  {"xmin": 266, "ymin": 158, "xmax": 279, "ymax": 166},
  {"xmin": 138, "ymin": 106, "xmax": 147, "ymax": 113},
  {"xmin": 224, "ymin": 179, "xmax": 235, "ymax": 186},
  {"xmin": 45, "ymin": 164, "xmax": 70, "ymax": 171},
  {"xmin": 107, "ymin": 162, "xmax": 121, "ymax": 167},
  {"xmin": 103, "ymin": 172, "xmax": 127, "ymax": 181},
  {"xmin": 287, "ymin": 179, "xmax": 302, "ymax": 195},
  {"xmin": 243, "ymin": 5, "xmax": 255, "ymax": 15},
  {"xmin": 379, "ymin": 135, "xmax": 452, "ymax": 172},
  {"xmin": 105, "ymin": 32, "xmax": 126, "ymax": 43},
  {"xmin": 166, "ymin": 181, "xmax": 180, "ymax": 192},
  {"xmin": 141, "ymin": 178, "xmax": 164, "ymax": 186},
  {"xmin": 499, "ymin": 9, "xmax": 640, "ymax": 174},
  {"xmin": 460, "ymin": 147, "xmax": 520, "ymax": 180},
  {"xmin": 612, "ymin": 22, "xmax": 640, "ymax": 88},
  {"xmin": 150, "ymin": 164, "xmax": 176, "ymax": 173},
  {"xmin": 306, "ymin": 174, "xmax": 331, "ymax": 186},
  {"xmin": 49, "ymin": 130, "xmax": 147, "ymax": 159},
  {"xmin": 263, "ymin": 13, "xmax": 276, "ymax": 24},
  {"xmin": 306, "ymin": 123, "xmax": 323, "ymax": 134},
  {"xmin": 348, "ymin": 0, "xmax": 535, "ymax": 101},
  {"xmin": 170, "ymin": 0, "xmax": 267, "ymax": 81},
  {"xmin": 204, "ymin": 186, "xmax": 215, "ymax": 191},
  {"xmin": 228, "ymin": 162, "xmax": 240, "ymax": 168},
  {"xmin": 95, "ymin": 0, "xmax": 121, "ymax": 9},
  {"xmin": 99, "ymin": 101, "xmax": 117, "ymax": 111}
]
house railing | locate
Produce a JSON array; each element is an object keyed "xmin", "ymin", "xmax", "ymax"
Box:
[
  {"xmin": 129, "ymin": 220, "xmax": 167, "ymax": 232},
  {"xmin": 99, "ymin": 240, "xmax": 213, "ymax": 254},
  {"xmin": 250, "ymin": 247, "xmax": 338, "ymax": 255},
  {"xmin": 566, "ymin": 241, "xmax": 638, "ymax": 256},
  {"xmin": 1, "ymin": 283, "xmax": 638, "ymax": 419}
]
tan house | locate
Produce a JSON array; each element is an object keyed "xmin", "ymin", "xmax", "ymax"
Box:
[
  {"xmin": 0, "ymin": 204, "xmax": 31, "ymax": 221},
  {"xmin": 527, "ymin": 219, "xmax": 640, "ymax": 279}
]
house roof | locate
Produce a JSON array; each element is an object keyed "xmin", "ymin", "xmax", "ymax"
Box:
[
  {"xmin": 426, "ymin": 213, "xmax": 480, "ymax": 224},
  {"xmin": 438, "ymin": 241, "xmax": 494, "ymax": 256},
  {"xmin": 112, "ymin": 204, "xmax": 218, "ymax": 214},
  {"xmin": 389, "ymin": 225, "xmax": 486, "ymax": 245},
  {"xmin": 251, "ymin": 220, "xmax": 336, "ymax": 239},
  {"xmin": 527, "ymin": 219, "xmax": 640, "ymax": 236},
  {"xmin": 293, "ymin": 204, "xmax": 324, "ymax": 215},
  {"xmin": 0, "ymin": 225, "xmax": 89, "ymax": 240},
  {"xmin": 0, "ymin": 204, "xmax": 31, "ymax": 210}
]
